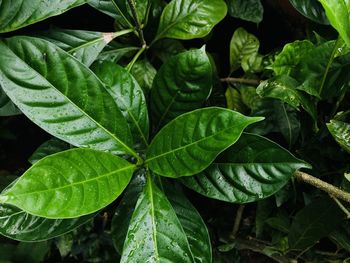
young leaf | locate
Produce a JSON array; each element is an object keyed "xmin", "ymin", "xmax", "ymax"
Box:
[
  {"xmin": 0, "ymin": 36, "xmax": 136, "ymax": 157},
  {"xmin": 0, "ymin": 148, "xmax": 135, "ymax": 218},
  {"xmin": 151, "ymin": 48, "xmax": 213, "ymax": 128},
  {"xmin": 181, "ymin": 133, "xmax": 310, "ymax": 203},
  {"xmin": 164, "ymin": 182, "xmax": 212, "ymax": 263},
  {"xmin": 120, "ymin": 178, "xmax": 195, "ymax": 262},
  {"xmin": 130, "ymin": 59, "xmax": 157, "ymax": 94},
  {"xmin": 230, "ymin": 28, "xmax": 259, "ymax": 72},
  {"xmin": 226, "ymin": 0, "xmax": 264, "ymax": 23},
  {"xmin": 289, "ymin": 0, "xmax": 329, "ymax": 24},
  {"xmin": 155, "ymin": 0, "xmax": 227, "ymax": 41},
  {"xmin": 146, "ymin": 107, "xmax": 263, "ymax": 178},
  {"xmin": 288, "ymin": 197, "xmax": 344, "ymax": 249},
  {"xmin": 92, "ymin": 61, "xmax": 149, "ymax": 148},
  {"xmin": 0, "ymin": 0, "xmax": 87, "ymax": 33},
  {"xmin": 29, "ymin": 138, "xmax": 70, "ymax": 164},
  {"xmin": 0, "ymin": 86, "xmax": 21, "ymax": 116},
  {"xmin": 37, "ymin": 28, "xmax": 131, "ymax": 66},
  {"xmin": 318, "ymin": 0, "xmax": 350, "ymax": 47},
  {"xmin": 327, "ymin": 119, "xmax": 350, "ymax": 154}
]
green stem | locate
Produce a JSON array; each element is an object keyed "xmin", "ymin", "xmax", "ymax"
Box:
[
  {"xmin": 126, "ymin": 46, "xmax": 146, "ymax": 71},
  {"xmin": 126, "ymin": 0, "xmax": 147, "ymax": 47}
]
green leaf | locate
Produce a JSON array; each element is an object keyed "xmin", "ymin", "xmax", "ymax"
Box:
[
  {"xmin": 0, "ymin": 148, "xmax": 135, "ymax": 218},
  {"xmin": 120, "ymin": 178, "xmax": 195, "ymax": 263},
  {"xmin": 155, "ymin": 0, "xmax": 227, "ymax": 41},
  {"xmin": 272, "ymin": 40, "xmax": 314, "ymax": 76},
  {"xmin": 229, "ymin": 27, "xmax": 259, "ymax": 72},
  {"xmin": 181, "ymin": 133, "xmax": 310, "ymax": 203},
  {"xmin": 151, "ymin": 48, "xmax": 213, "ymax": 128},
  {"xmin": 97, "ymin": 43, "xmax": 139, "ymax": 64},
  {"xmin": 241, "ymin": 52, "xmax": 263, "ymax": 73},
  {"xmin": 288, "ymin": 197, "xmax": 344, "ymax": 249},
  {"xmin": 164, "ymin": 182, "xmax": 212, "ymax": 263},
  {"xmin": 0, "ymin": 0, "xmax": 87, "ymax": 33},
  {"xmin": 0, "ymin": 86, "xmax": 21, "ymax": 116},
  {"xmin": 327, "ymin": 118, "xmax": 350, "ymax": 154},
  {"xmin": 37, "ymin": 28, "xmax": 130, "ymax": 66},
  {"xmin": 0, "ymin": 204, "xmax": 95, "ymax": 242},
  {"xmin": 130, "ymin": 59, "xmax": 157, "ymax": 94},
  {"xmin": 146, "ymin": 107, "xmax": 263, "ymax": 178},
  {"xmin": 0, "ymin": 36, "xmax": 136, "ymax": 157},
  {"xmin": 125, "ymin": 0, "xmax": 149, "ymax": 24},
  {"xmin": 289, "ymin": 0, "xmax": 329, "ymax": 24},
  {"xmin": 226, "ymin": 0, "xmax": 263, "ymax": 23},
  {"xmin": 330, "ymin": 221, "xmax": 350, "ymax": 253},
  {"xmin": 318, "ymin": 0, "xmax": 350, "ymax": 47},
  {"xmin": 153, "ymin": 39, "xmax": 185, "ymax": 62},
  {"xmin": 92, "ymin": 61, "xmax": 149, "ymax": 148},
  {"xmin": 28, "ymin": 138, "xmax": 70, "ymax": 164}
]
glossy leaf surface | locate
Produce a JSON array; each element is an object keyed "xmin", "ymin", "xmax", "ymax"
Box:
[
  {"xmin": 130, "ymin": 59, "xmax": 157, "ymax": 93},
  {"xmin": 155, "ymin": 0, "xmax": 227, "ymax": 41},
  {"xmin": 289, "ymin": 0, "xmax": 328, "ymax": 24},
  {"xmin": 146, "ymin": 107, "xmax": 263, "ymax": 178},
  {"xmin": 0, "ymin": 36, "xmax": 136, "ymax": 157},
  {"xmin": 327, "ymin": 119, "xmax": 350, "ymax": 154},
  {"xmin": 0, "ymin": 0, "xmax": 87, "ymax": 33},
  {"xmin": 182, "ymin": 133, "xmax": 310, "ymax": 203},
  {"xmin": 227, "ymin": 0, "xmax": 263, "ymax": 23},
  {"xmin": 120, "ymin": 178, "xmax": 194, "ymax": 262},
  {"xmin": 0, "ymin": 86, "xmax": 21, "ymax": 116},
  {"xmin": 29, "ymin": 138, "xmax": 70, "ymax": 164},
  {"xmin": 164, "ymin": 182, "xmax": 212, "ymax": 263},
  {"xmin": 92, "ymin": 61, "xmax": 149, "ymax": 148},
  {"xmin": 151, "ymin": 48, "xmax": 212, "ymax": 128},
  {"xmin": 0, "ymin": 148, "xmax": 135, "ymax": 218}
]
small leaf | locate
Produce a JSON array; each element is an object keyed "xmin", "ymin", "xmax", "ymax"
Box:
[
  {"xmin": 146, "ymin": 107, "xmax": 263, "ymax": 178},
  {"xmin": 155, "ymin": 0, "xmax": 227, "ymax": 41},
  {"xmin": 130, "ymin": 59, "xmax": 157, "ymax": 94},
  {"xmin": 0, "ymin": 36, "xmax": 136, "ymax": 157},
  {"xmin": 289, "ymin": 0, "xmax": 329, "ymax": 24},
  {"xmin": 120, "ymin": 178, "xmax": 194, "ymax": 262},
  {"xmin": 0, "ymin": 148, "xmax": 135, "ymax": 218},
  {"xmin": 0, "ymin": 86, "xmax": 21, "ymax": 116},
  {"xmin": 92, "ymin": 61, "xmax": 149, "ymax": 148},
  {"xmin": 0, "ymin": 0, "xmax": 87, "ymax": 33},
  {"xmin": 230, "ymin": 28, "xmax": 259, "ymax": 72},
  {"xmin": 226, "ymin": 0, "xmax": 264, "ymax": 23},
  {"xmin": 288, "ymin": 197, "xmax": 344, "ymax": 249},
  {"xmin": 327, "ymin": 118, "xmax": 350, "ymax": 154},
  {"xmin": 181, "ymin": 133, "xmax": 310, "ymax": 203},
  {"xmin": 151, "ymin": 48, "xmax": 213, "ymax": 128},
  {"xmin": 29, "ymin": 138, "xmax": 70, "ymax": 164}
]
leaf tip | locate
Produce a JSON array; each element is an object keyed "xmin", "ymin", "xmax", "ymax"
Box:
[{"xmin": 0, "ymin": 194, "xmax": 9, "ymax": 204}]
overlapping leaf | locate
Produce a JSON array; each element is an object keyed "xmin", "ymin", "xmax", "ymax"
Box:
[
  {"xmin": 29, "ymin": 138, "xmax": 70, "ymax": 164},
  {"xmin": 182, "ymin": 133, "xmax": 310, "ymax": 203},
  {"xmin": 120, "ymin": 178, "xmax": 194, "ymax": 262},
  {"xmin": 151, "ymin": 48, "xmax": 212, "ymax": 128},
  {"xmin": 146, "ymin": 107, "xmax": 263, "ymax": 178},
  {"xmin": 0, "ymin": 0, "xmax": 87, "ymax": 33},
  {"xmin": 289, "ymin": 0, "xmax": 328, "ymax": 24},
  {"xmin": 227, "ymin": 0, "xmax": 263, "ymax": 23},
  {"xmin": 155, "ymin": 0, "xmax": 227, "ymax": 41},
  {"xmin": 0, "ymin": 86, "xmax": 21, "ymax": 116},
  {"xmin": 92, "ymin": 61, "xmax": 149, "ymax": 148},
  {"xmin": 0, "ymin": 148, "xmax": 135, "ymax": 218},
  {"xmin": 0, "ymin": 36, "xmax": 136, "ymax": 157},
  {"xmin": 130, "ymin": 59, "xmax": 157, "ymax": 93}
]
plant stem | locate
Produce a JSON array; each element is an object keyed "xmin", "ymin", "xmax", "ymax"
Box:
[
  {"xmin": 294, "ymin": 171, "xmax": 350, "ymax": 203},
  {"xmin": 220, "ymin": 77, "xmax": 261, "ymax": 86},
  {"xmin": 126, "ymin": 46, "xmax": 146, "ymax": 71},
  {"xmin": 126, "ymin": 0, "xmax": 146, "ymax": 47},
  {"xmin": 230, "ymin": 205, "xmax": 245, "ymax": 238},
  {"xmin": 330, "ymin": 195, "xmax": 350, "ymax": 218}
]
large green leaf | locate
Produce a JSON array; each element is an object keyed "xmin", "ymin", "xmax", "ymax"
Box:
[
  {"xmin": 37, "ymin": 28, "xmax": 132, "ymax": 66},
  {"xmin": 288, "ymin": 197, "xmax": 344, "ymax": 249},
  {"xmin": 146, "ymin": 107, "xmax": 263, "ymax": 178},
  {"xmin": 0, "ymin": 36, "xmax": 137, "ymax": 157},
  {"xmin": 28, "ymin": 138, "xmax": 70, "ymax": 164},
  {"xmin": 151, "ymin": 48, "xmax": 212, "ymax": 128},
  {"xmin": 226, "ymin": 0, "xmax": 263, "ymax": 23},
  {"xmin": 229, "ymin": 27, "xmax": 259, "ymax": 72},
  {"xmin": 289, "ymin": 0, "xmax": 329, "ymax": 24},
  {"xmin": 92, "ymin": 61, "xmax": 149, "ymax": 148},
  {"xmin": 120, "ymin": 178, "xmax": 194, "ymax": 262},
  {"xmin": 164, "ymin": 182, "xmax": 212, "ymax": 263},
  {"xmin": 0, "ymin": 0, "xmax": 87, "ymax": 33},
  {"xmin": 318, "ymin": 0, "xmax": 350, "ymax": 47},
  {"xmin": 0, "ymin": 86, "xmax": 21, "ymax": 116},
  {"xmin": 155, "ymin": 0, "xmax": 227, "ymax": 41},
  {"xmin": 181, "ymin": 133, "xmax": 310, "ymax": 203},
  {"xmin": 0, "ymin": 148, "xmax": 135, "ymax": 218},
  {"xmin": 327, "ymin": 118, "xmax": 350, "ymax": 154}
]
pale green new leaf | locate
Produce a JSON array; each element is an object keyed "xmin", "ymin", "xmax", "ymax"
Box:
[
  {"xmin": 120, "ymin": 178, "xmax": 194, "ymax": 263},
  {"xmin": 151, "ymin": 48, "xmax": 212, "ymax": 128},
  {"xmin": 155, "ymin": 0, "xmax": 227, "ymax": 41},
  {"xmin": 146, "ymin": 107, "xmax": 263, "ymax": 178},
  {"xmin": 92, "ymin": 61, "xmax": 149, "ymax": 148},
  {"xmin": 227, "ymin": 0, "xmax": 264, "ymax": 23},
  {"xmin": 289, "ymin": 0, "xmax": 328, "ymax": 24},
  {"xmin": 0, "ymin": 36, "xmax": 136, "ymax": 157},
  {"xmin": 0, "ymin": 0, "xmax": 87, "ymax": 33},
  {"xmin": 0, "ymin": 148, "xmax": 135, "ymax": 218},
  {"xmin": 181, "ymin": 133, "xmax": 310, "ymax": 203}
]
